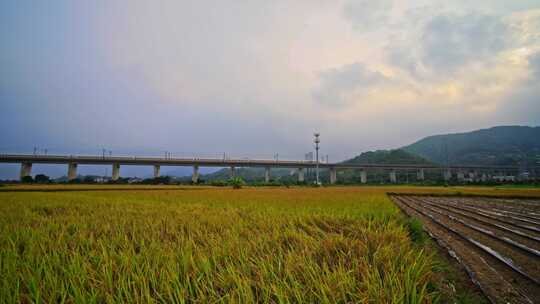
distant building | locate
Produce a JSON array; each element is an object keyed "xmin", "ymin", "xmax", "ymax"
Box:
[
  {"xmin": 492, "ymin": 175, "xmax": 515, "ymax": 182},
  {"xmin": 94, "ymin": 177, "xmax": 110, "ymax": 183},
  {"xmin": 127, "ymin": 177, "xmax": 143, "ymax": 184}
]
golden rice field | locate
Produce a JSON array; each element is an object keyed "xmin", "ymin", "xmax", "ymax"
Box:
[{"xmin": 1, "ymin": 185, "xmax": 538, "ymax": 303}]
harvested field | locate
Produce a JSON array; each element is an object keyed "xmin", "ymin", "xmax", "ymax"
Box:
[{"xmin": 391, "ymin": 195, "xmax": 540, "ymax": 304}]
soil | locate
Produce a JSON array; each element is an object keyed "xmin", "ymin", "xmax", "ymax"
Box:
[{"xmin": 391, "ymin": 195, "xmax": 540, "ymax": 304}]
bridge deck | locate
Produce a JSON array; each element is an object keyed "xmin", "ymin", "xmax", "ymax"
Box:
[{"xmin": 0, "ymin": 154, "xmax": 529, "ymax": 171}]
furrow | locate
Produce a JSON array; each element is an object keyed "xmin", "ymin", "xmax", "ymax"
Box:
[
  {"xmin": 417, "ymin": 201, "xmax": 540, "ymax": 258},
  {"xmin": 416, "ymin": 197, "xmax": 540, "ymax": 244},
  {"xmin": 423, "ymin": 197, "xmax": 540, "ymax": 234},
  {"xmin": 392, "ymin": 195, "xmax": 535, "ymax": 304}
]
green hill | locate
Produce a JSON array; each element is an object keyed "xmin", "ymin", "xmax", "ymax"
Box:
[
  {"xmin": 403, "ymin": 126, "xmax": 540, "ymax": 166},
  {"xmin": 337, "ymin": 149, "xmax": 433, "ymax": 184},
  {"xmin": 343, "ymin": 149, "xmax": 433, "ymax": 165},
  {"xmin": 195, "ymin": 149, "xmax": 431, "ymax": 184},
  {"xmin": 195, "ymin": 125, "xmax": 540, "ymax": 184}
]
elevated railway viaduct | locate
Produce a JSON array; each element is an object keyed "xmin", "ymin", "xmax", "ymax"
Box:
[{"xmin": 0, "ymin": 154, "xmax": 536, "ymax": 184}]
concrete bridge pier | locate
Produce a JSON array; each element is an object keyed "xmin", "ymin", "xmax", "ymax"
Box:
[
  {"xmin": 112, "ymin": 164, "xmax": 120, "ymax": 181},
  {"xmin": 444, "ymin": 169, "xmax": 452, "ymax": 181},
  {"xmin": 20, "ymin": 162, "xmax": 32, "ymax": 180},
  {"xmin": 417, "ymin": 169, "xmax": 425, "ymax": 181},
  {"xmin": 153, "ymin": 165, "xmax": 160, "ymax": 178},
  {"xmin": 68, "ymin": 163, "xmax": 78, "ymax": 181},
  {"xmin": 298, "ymin": 168, "xmax": 305, "ymax": 182},
  {"xmin": 230, "ymin": 166, "xmax": 236, "ymax": 179},
  {"xmin": 264, "ymin": 167, "xmax": 270, "ymax": 183},
  {"xmin": 192, "ymin": 165, "xmax": 199, "ymax": 183},
  {"xmin": 360, "ymin": 170, "xmax": 367, "ymax": 184},
  {"xmin": 329, "ymin": 168, "xmax": 337, "ymax": 184},
  {"xmin": 389, "ymin": 170, "xmax": 397, "ymax": 183}
]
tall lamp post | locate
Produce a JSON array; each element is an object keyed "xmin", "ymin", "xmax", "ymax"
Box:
[{"xmin": 314, "ymin": 133, "xmax": 320, "ymax": 185}]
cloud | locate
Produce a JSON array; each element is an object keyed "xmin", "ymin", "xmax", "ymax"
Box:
[
  {"xmin": 385, "ymin": 11, "xmax": 516, "ymax": 78},
  {"xmin": 312, "ymin": 62, "xmax": 389, "ymax": 106},
  {"xmin": 2, "ymin": 1, "xmax": 540, "ymax": 180},
  {"xmin": 420, "ymin": 13, "xmax": 510, "ymax": 72},
  {"xmin": 342, "ymin": 0, "xmax": 394, "ymax": 31},
  {"xmin": 528, "ymin": 51, "xmax": 540, "ymax": 78}
]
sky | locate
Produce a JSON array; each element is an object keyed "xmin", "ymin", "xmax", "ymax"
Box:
[{"xmin": 1, "ymin": 0, "xmax": 540, "ymax": 178}]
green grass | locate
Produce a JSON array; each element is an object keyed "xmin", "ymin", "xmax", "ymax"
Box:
[
  {"xmin": 0, "ymin": 186, "xmax": 496, "ymax": 303},
  {"xmin": 405, "ymin": 218, "xmax": 427, "ymax": 245}
]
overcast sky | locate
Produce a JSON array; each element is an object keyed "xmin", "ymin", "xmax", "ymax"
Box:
[{"xmin": 1, "ymin": 1, "xmax": 540, "ymax": 178}]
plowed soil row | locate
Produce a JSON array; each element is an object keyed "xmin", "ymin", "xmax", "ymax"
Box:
[
  {"xmin": 448, "ymin": 197, "xmax": 540, "ymax": 221},
  {"xmin": 391, "ymin": 195, "xmax": 540, "ymax": 304}
]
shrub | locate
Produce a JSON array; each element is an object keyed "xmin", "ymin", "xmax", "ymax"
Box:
[
  {"xmin": 210, "ymin": 180, "xmax": 227, "ymax": 187},
  {"xmin": 35, "ymin": 174, "xmax": 50, "ymax": 183},
  {"xmin": 229, "ymin": 177, "xmax": 245, "ymax": 189},
  {"xmin": 153, "ymin": 176, "xmax": 172, "ymax": 185},
  {"xmin": 21, "ymin": 176, "xmax": 34, "ymax": 183},
  {"xmin": 83, "ymin": 176, "xmax": 96, "ymax": 183},
  {"xmin": 68, "ymin": 178, "xmax": 82, "ymax": 184}
]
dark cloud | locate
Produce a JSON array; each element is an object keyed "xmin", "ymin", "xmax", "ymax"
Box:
[
  {"xmin": 312, "ymin": 63, "xmax": 388, "ymax": 106},
  {"xmin": 420, "ymin": 13, "xmax": 510, "ymax": 72},
  {"xmin": 386, "ymin": 12, "xmax": 513, "ymax": 77}
]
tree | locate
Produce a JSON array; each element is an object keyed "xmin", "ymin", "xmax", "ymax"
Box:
[
  {"xmin": 154, "ymin": 176, "xmax": 172, "ymax": 184},
  {"xmin": 34, "ymin": 174, "xmax": 50, "ymax": 183},
  {"xmin": 83, "ymin": 176, "xmax": 96, "ymax": 183},
  {"xmin": 21, "ymin": 176, "xmax": 34, "ymax": 183}
]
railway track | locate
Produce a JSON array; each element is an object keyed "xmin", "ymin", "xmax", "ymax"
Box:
[{"xmin": 391, "ymin": 195, "xmax": 540, "ymax": 304}]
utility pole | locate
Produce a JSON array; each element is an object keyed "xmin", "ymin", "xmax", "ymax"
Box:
[{"xmin": 314, "ymin": 133, "xmax": 320, "ymax": 185}]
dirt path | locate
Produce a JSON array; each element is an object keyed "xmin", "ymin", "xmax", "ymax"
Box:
[{"xmin": 391, "ymin": 195, "xmax": 540, "ymax": 304}]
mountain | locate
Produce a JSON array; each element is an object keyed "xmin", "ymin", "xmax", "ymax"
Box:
[
  {"xmin": 343, "ymin": 149, "xmax": 433, "ymax": 165},
  {"xmin": 185, "ymin": 125, "xmax": 540, "ymax": 183},
  {"xmin": 336, "ymin": 149, "xmax": 433, "ymax": 183},
  {"xmin": 194, "ymin": 149, "xmax": 431, "ymax": 183},
  {"xmin": 403, "ymin": 126, "xmax": 540, "ymax": 166}
]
